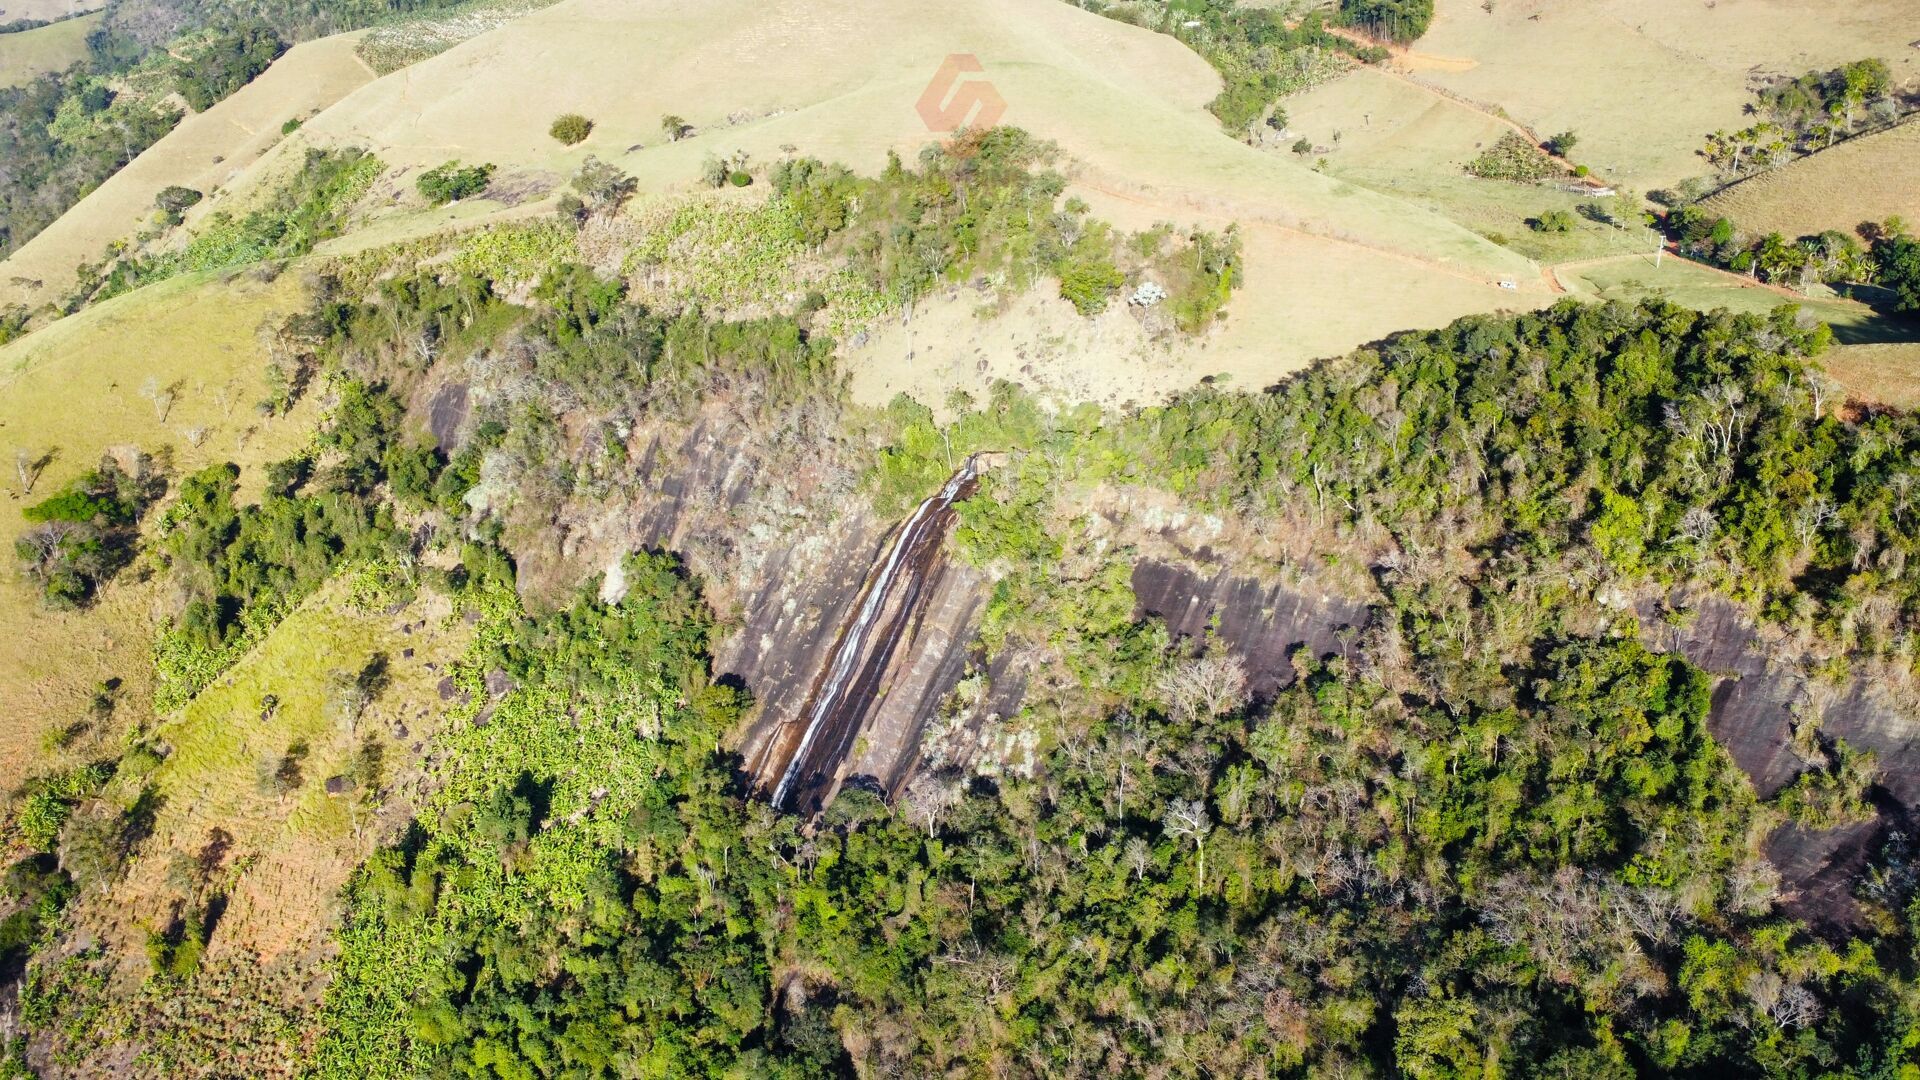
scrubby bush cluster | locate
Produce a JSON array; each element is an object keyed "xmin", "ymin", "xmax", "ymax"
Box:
[
  {"xmin": 1529, "ymin": 207, "xmax": 1575, "ymax": 232},
  {"xmin": 416, "ymin": 159, "xmax": 494, "ymax": 205},
  {"xmin": 548, "ymin": 112, "xmax": 592, "ymax": 145},
  {"xmin": 767, "ymin": 128, "xmax": 1240, "ymax": 324},
  {"xmin": 14, "ymin": 454, "xmax": 163, "ymax": 608},
  {"xmin": 84, "ymin": 148, "xmax": 380, "ymax": 304},
  {"xmin": 147, "ymin": 382, "xmax": 413, "ymax": 708},
  {"xmin": 1466, "ymin": 131, "xmax": 1559, "ymax": 182}
]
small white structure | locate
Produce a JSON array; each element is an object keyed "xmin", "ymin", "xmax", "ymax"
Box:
[{"xmin": 1129, "ymin": 280, "xmax": 1169, "ymax": 307}]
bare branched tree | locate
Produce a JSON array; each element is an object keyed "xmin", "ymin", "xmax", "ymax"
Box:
[
  {"xmin": 1162, "ymin": 797, "xmax": 1213, "ymax": 892},
  {"xmin": 1158, "ymin": 654, "xmax": 1249, "ymax": 725}
]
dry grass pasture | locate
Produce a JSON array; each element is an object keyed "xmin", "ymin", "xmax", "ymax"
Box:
[
  {"xmin": 0, "ymin": 0, "xmax": 91, "ymax": 25},
  {"xmin": 1702, "ymin": 121, "xmax": 1920, "ymax": 240},
  {"xmin": 1824, "ymin": 342, "xmax": 1920, "ymax": 410},
  {"xmin": 0, "ymin": 10, "xmax": 99, "ymax": 88},
  {"xmin": 0, "ymin": 31, "xmax": 374, "ymax": 309},
  {"xmin": 0, "ymin": 270, "xmax": 313, "ymax": 793},
  {"xmin": 1410, "ymin": 0, "xmax": 1920, "ymax": 189}
]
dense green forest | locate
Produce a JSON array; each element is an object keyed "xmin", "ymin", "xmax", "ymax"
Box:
[{"xmin": 276, "ymin": 283, "xmax": 1915, "ymax": 1076}]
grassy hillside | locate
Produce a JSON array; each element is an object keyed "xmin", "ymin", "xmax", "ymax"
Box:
[
  {"xmin": 1702, "ymin": 121, "xmax": 1920, "ymax": 242},
  {"xmin": 239, "ymin": 0, "xmax": 1537, "ymax": 392},
  {"xmin": 0, "ymin": 11, "xmax": 100, "ymax": 89},
  {"xmin": 0, "ymin": 270, "xmax": 312, "ymax": 792},
  {"xmin": 0, "ymin": 32, "xmax": 373, "ymax": 310},
  {"xmin": 1410, "ymin": 0, "xmax": 1920, "ymax": 189}
]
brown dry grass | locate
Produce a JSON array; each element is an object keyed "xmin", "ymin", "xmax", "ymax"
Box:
[
  {"xmin": 1822, "ymin": 342, "xmax": 1920, "ymax": 410},
  {"xmin": 0, "ymin": 0, "xmax": 91, "ymax": 24},
  {"xmin": 1412, "ymin": 0, "xmax": 1920, "ymax": 189},
  {"xmin": 1703, "ymin": 122, "xmax": 1920, "ymax": 241}
]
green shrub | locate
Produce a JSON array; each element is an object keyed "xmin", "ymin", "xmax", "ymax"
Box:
[
  {"xmin": 15, "ymin": 455, "xmax": 163, "ymax": 609},
  {"xmin": 548, "ymin": 113, "xmax": 592, "ymax": 146},
  {"xmin": 15, "ymin": 793, "xmax": 71, "ymax": 852},
  {"xmin": 1530, "ymin": 208, "xmax": 1576, "ymax": 233},
  {"xmin": 153, "ymin": 185, "xmax": 202, "ymax": 226},
  {"xmin": 1058, "ymin": 251, "xmax": 1124, "ymax": 316},
  {"xmin": 417, "ymin": 160, "xmax": 495, "ymax": 206},
  {"xmin": 728, "ymin": 170, "xmax": 751, "ymax": 187}
]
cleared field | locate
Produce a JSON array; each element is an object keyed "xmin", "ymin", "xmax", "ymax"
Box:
[
  {"xmin": 1557, "ymin": 252, "xmax": 1910, "ymax": 345},
  {"xmin": 1702, "ymin": 121, "xmax": 1920, "ymax": 241},
  {"xmin": 1823, "ymin": 342, "xmax": 1920, "ymax": 410},
  {"xmin": 1285, "ymin": 65, "xmax": 1511, "ymax": 175},
  {"xmin": 1287, "ymin": 67, "xmax": 1661, "ymax": 264},
  {"xmin": 0, "ymin": 10, "xmax": 99, "ymax": 88},
  {"xmin": 0, "ymin": 31, "xmax": 373, "ymax": 309},
  {"xmin": 0, "ymin": 270, "xmax": 313, "ymax": 793},
  {"xmin": 1410, "ymin": 0, "xmax": 1920, "ymax": 190}
]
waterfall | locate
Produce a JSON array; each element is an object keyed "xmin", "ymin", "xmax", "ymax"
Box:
[{"xmin": 770, "ymin": 455, "xmax": 980, "ymax": 811}]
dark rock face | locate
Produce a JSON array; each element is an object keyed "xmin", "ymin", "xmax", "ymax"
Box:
[
  {"xmin": 612, "ymin": 426, "xmax": 1919, "ymax": 917},
  {"xmin": 426, "ymin": 381, "xmax": 470, "ymax": 450},
  {"xmin": 1644, "ymin": 596, "xmax": 1920, "ymax": 928},
  {"xmin": 727, "ymin": 468, "xmax": 986, "ymax": 815},
  {"xmin": 1131, "ymin": 560, "xmax": 1371, "ymax": 701}
]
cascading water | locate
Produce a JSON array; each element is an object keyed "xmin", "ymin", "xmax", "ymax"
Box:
[{"xmin": 767, "ymin": 455, "xmax": 981, "ymax": 812}]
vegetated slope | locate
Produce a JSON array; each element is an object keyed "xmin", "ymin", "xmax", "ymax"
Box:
[
  {"xmin": 0, "ymin": 270, "xmax": 312, "ymax": 793},
  {"xmin": 272, "ymin": 0, "xmax": 1543, "ymax": 385},
  {"xmin": 1702, "ymin": 120, "xmax": 1920, "ymax": 242},
  {"xmin": 0, "ymin": 31, "xmax": 372, "ymax": 309},
  {"xmin": 0, "ymin": 11, "xmax": 100, "ymax": 89},
  {"xmin": 1410, "ymin": 0, "xmax": 1920, "ymax": 188}
]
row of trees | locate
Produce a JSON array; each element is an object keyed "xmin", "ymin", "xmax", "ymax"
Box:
[
  {"xmin": 1667, "ymin": 207, "xmax": 1920, "ymax": 310},
  {"xmin": 1702, "ymin": 59, "xmax": 1908, "ymax": 178}
]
